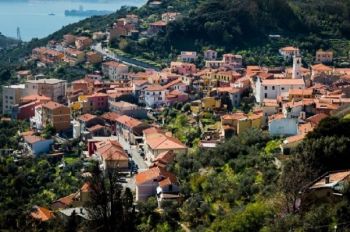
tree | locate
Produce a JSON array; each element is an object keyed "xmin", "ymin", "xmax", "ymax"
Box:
[{"xmin": 85, "ymin": 164, "xmax": 135, "ymax": 232}]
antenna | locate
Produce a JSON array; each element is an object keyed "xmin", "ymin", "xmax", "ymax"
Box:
[{"xmin": 16, "ymin": 27, "xmax": 22, "ymax": 42}]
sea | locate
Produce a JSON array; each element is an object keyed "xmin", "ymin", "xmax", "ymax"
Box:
[{"xmin": 0, "ymin": 0, "xmax": 145, "ymax": 42}]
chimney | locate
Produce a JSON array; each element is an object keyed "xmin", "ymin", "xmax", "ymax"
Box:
[{"xmin": 325, "ymin": 175, "xmax": 330, "ymax": 184}]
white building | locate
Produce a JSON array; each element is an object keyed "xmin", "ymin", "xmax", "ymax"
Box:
[
  {"xmin": 2, "ymin": 84, "xmax": 25, "ymax": 114},
  {"xmin": 204, "ymin": 50, "xmax": 218, "ymax": 61},
  {"xmin": 30, "ymin": 105, "xmax": 43, "ymax": 130},
  {"xmin": 205, "ymin": 53, "xmax": 242, "ymax": 69},
  {"xmin": 25, "ymin": 78, "xmax": 66, "ymax": 102},
  {"xmin": 254, "ymin": 78, "xmax": 305, "ymax": 103},
  {"xmin": 102, "ymin": 61, "xmax": 129, "ymax": 81},
  {"xmin": 177, "ymin": 51, "xmax": 197, "ymax": 63},
  {"xmin": 279, "ymin": 46, "xmax": 300, "ymax": 60},
  {"xmin": 144, "ymin": 85, "xmax": 168, "ymax": 108}
]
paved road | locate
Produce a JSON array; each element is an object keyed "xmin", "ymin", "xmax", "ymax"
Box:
[
  {"xmin": 92, "ymin": 43, "xmax": 160, "ymax": 71},
  {"xmin": 116, "ymin": 134, "xmax": 148, "ymax": 171}
]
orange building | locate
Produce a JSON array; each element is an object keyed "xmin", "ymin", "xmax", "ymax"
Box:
[{"xmin": 42, "ymin": 101, "xmax": 71, "ymax": 131}]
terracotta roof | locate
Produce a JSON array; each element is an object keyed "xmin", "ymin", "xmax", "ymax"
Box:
[
  {"xmin": 284, "ymin": 134, "xmax": 305, "ymax": 144},
  {"xmin": 103, "ymin": 61, "xmax": 128, "ymax": 68},
  {"xmin": 30, "ymin": 206, "xmax": 54, "ymax": 222},
  {"xmin": 21, "ymin": 95, "xmax": 51, "ymax": 103},
  {"xmin": 306, "ymin": 113, "xmax": 328, "ymax": 126},
  {"xmin": 24, "ymin": 135, "xmax": 45, "ymax": 144},
  {"xmin": 280, "ymin": 46, "xmax": 299, "ymax": 52},
  {"xmin": 95, "ymin": 140, "xmax": 128, "ymax": 161},
  {"xmin": 288, "ymin": 88, "xmax": 313, "ymax": 96},
  {"xmin": 101, "ymin": 112, "xmax": 121, "ymax": 122},
  {"xmin": 261, "ymin": 78, "xmax": 305, "ymax": 86},
  {"xmin": 150, "ymin": 20, "xmax": 167, "ymax": 26},
  {"xmin": 135, "ymin": 166, "xmax": 177, "ymax": 185},
  {"xmin": 217, "ymin": 87, "xmax": 242, "ymax": 94},
  {"xmin": 42, "ymin": 101, "xmax": 66, "ymax": 110},
  {"xmin": 81, "ymin": 183, "xmax": 91, "ymax": 193},
  {"xmin": 145, "ymin": 84, "xmax": 164, "ymax": 91},
  {"xmin": 115, "ymin": 115, "xmax": 143, "ymax": 128},
  {"xmin": 309, "ymin": 170, "xmax": 350, "ymax": 189},
  {"xmin": 312, "ymin": 63, "xmax": 333, "ymax": 72},
  {"xmin": 87, "ymin": 124, "xmax": 105, "ymax": 132},
  {"xmin": 153, "ymin": 150, "xmax": 175, "ymax": 167},
  {"xmin": 78, "ymin": 113, "xmax": 97, "ymax": 122},
  {"xmin": 53, "ymin": 194, "xmax": 75, "ymax": 208},
  {"xmin": 143, "ymin": 127, "xmax": 162, "ymax": 135},
  {"xmin": 146, "ymin": 132, "xmax": 186, "ymax": 150}
]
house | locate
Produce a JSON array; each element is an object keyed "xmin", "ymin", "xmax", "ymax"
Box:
[
  {"xmin": 23, "ymin": 135, "xmax": 53, "ymax": 156},
  {"xmin": 86, "ymin": 93, "xmax": 109, "ymax": 113},
  {"xmin": 279, "ymin": 46, "xmax": 300, "ymax": 59},
  {"xmin": 165, "ymin": 90, "xmax": 189, "ymax": 105},
  {"xmin": 2, "ymin": 84, "xmax": 26, "ymax": 114},
  {"xmin": 143, "ymin": 129, "xmax": 187, "ymax": 162},
  {"xmin": 316, "ymin": 49, "xmax": 333, "ymax": 64},
  {"xmin": 16, "ymin": 95, "xmax": 51, "ymax": 120},
  {"xmin": 101, "ymin": 112, "xmax": 121, "ymax": 134},
  {"xmin": 254, "ymin": 78, "xmax": 306, "ymax": 103},
  {"xmin": 205, "ymin": 54, "xmax": 242, "ymax": 69},
  {"xmin": 63, "ymin": 34, "xmax": 76, "ymax": 46},
  {"xmin": 268, "ymin": 114, "xmax": 298, "ymax": 136},
  {"xmin": 135, "ymin": 166, "xmax": 179, "ymax": 201},
  {"xmin": 204, "ymin": 49, "xmax": 218, "ymax": 61},
  {"xmin": 161, "ymin": 12, "xmax": 181, "ymax": 23},
  {"xmin": 102, "ymin": 61, "xmax": 129, "ymax": 81},
  {"xmin": 75, "ymin": 36, "xmax": 92, "ymax": 50},
  {"xmin": 42, "ymin": 101, "xmax": 71, "ymax": 132},
  {"xmin": 115, "ymin": 115, "xmax": 149, "ymax": 144},
  {"xmin": 25, "ymin": 78, "xmax": 67, "ymax": 103},
  {"xmin": 300, "ymin": 170, "xmax": 350, "ymax": 208},
  {"xmin": 311, "ymin": 63, "xmax": 333, "ymax": 79},
  {"xmin": 77, "ymin": 113, "xmax": 105, "ymax": 134},
  {"xmin": 148, "ymin": 21, "xmax": 167, "ymax": 35},
  {"xmin": 221, "ymin": 111, "xmax": 263, "ymax": 138},
  {"xmin": 64, "ymin": 48, "xmax": 85, "ymax": 66},
  {"xmin": 16, "ymin": 70, "xmax": 32, "ymax": 80},
  {"xmin": 30, "ymin": 206, "xmax": 54, "ymax": 222},
  {"xmin": 170, "ymin": 62, "xmax": 197, "ymax": 75},
  {"xmin": 86, "ymin": 51, "xmax": 102, "ymax": 64},
  {"xmin": 178, "ymin": 51, "xmax": 197, "ymax": 63},
  {"xmin": 288, "ymin": 89, "xmax": 314, "ymax": 101},
  {"xmin": 216, "ymin": 86, "xmax": 244, "ymax": 108},
  {"xmin": 109, "ymin": 101, "xmax": 147, "ymax": 119},
  {"xmin": 94, "ymin": 139, "xmax": 129, "ymax": 170},
  {"xmin": 144, "ymin": 85, "xmax": 167, "ymax": 108},
  {"xmin": 152, "ymin": 150, "xmax": 175, "ymax": 168},
  {"xmin": 32, "ymin": 47, "xmax": 64, "ymax": 64}
]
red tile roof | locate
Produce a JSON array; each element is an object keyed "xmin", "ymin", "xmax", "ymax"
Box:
[
  {"xmin": 95, "ymin": 140, "xmax": 128, "ymax": 161},
  {"xmin": 135, "ymin": 166, "xmax": 177, "ymax": 185},
  {"xmin": 42, "ymin": 101, "xmax": 66, "ymax": 110},
  {"xmin": 24, "ymin": 135, "xmax": 45, "ymax": 144},
  {"xmin": 78, "ymin": 113, "xmax": 97, "ymax": 122},
  {"xmin": 30, "ymin": 206, "xmax": 54, "ymax": 222},
  {"xmin": 115, "ymin": 115, "xmax": 143, "ymax": 128}
]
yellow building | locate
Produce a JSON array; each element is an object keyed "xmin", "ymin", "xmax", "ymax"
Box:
[
  {"xmin": 221, "ymin": 111, "xmax": 263, "ymax": 137},
  {"xmin": 190, "ymin": 97, "xmax": 222, "ymax": 115}
]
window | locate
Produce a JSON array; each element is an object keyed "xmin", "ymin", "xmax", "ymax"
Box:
[
  {"xmin": 281, "ymin": 87, "xmax": 285, "ymax": 90},
  {"xmin": 264, "ymin": 86, "xmax": 267, "ymax": 90},
  {"xmin": 272, "ymin": 86, "xmax": 275, "ymax": 90},
  {"xmin": 265, "ymin": 93, "xmax": 268, "ymax": 98}
]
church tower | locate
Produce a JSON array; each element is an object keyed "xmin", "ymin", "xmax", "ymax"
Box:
[{"xmin": 292, "ymin": 55, "xmax": 302, "ymax": 79}]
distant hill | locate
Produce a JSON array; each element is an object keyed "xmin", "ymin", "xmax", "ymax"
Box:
[
  {"xmin": 151, "ymin": 0, "xmax": 350, "ymax": 50},
  {"xmin": 0, "ymin": 33, "xmax": 18, "ymax": 49}
]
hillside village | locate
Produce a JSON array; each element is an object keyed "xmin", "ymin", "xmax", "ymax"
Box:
[{"xmin": 3, "ymin": 5, "xmax": 350, "ymax": 227}]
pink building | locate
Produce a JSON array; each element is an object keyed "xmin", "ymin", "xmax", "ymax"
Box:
[
  {"xmin": 170, "ymin": 62, "xmax": 197, "ymax": 75},
  {"xmin": 86, "ymin": 93, "xmax": 108, "ymax": 112}
]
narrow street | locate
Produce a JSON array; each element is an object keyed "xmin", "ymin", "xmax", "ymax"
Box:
[{"xmin": 91, "ymin": 43, "xmax": 160, "ymax": 71}]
